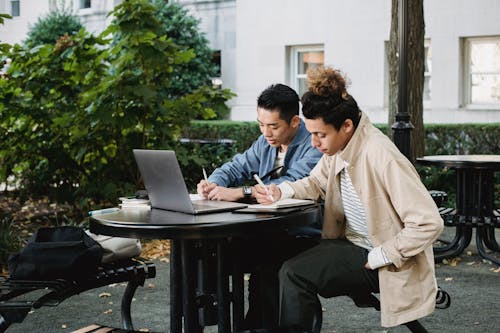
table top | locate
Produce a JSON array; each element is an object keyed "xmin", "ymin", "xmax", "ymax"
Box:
[
  {"xmin": 416, "ymin": 155, "xmax": 500, "ymax": 170},
  {"xmin": 89, "ymin": 206, "xmax": 321, "ymax": 239}
]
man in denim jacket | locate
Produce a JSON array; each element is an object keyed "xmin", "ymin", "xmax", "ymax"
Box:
[
  {"xmin": 197, "ymin": 83, "xmax": 322, "ymax": 202},
  {"xmin": 197, "ymin": 84, "xmax": 322, "ymax": 330}
]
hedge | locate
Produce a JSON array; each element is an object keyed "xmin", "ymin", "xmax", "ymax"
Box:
[{"xmin": 181, "ymin": 121, "xmax": 500, "ymax": 207}]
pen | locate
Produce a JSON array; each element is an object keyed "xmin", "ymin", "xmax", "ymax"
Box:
[
  {"xmin": 203, "ymin": 167, "xmax": 210, "ymax": 185},
  {"xmin": 253, "ymin": 174, "xmax": 274, "ymax": 202},
  {"xmin": 88, "ymin": 207, "xmax": 120, "ymax": 216}
]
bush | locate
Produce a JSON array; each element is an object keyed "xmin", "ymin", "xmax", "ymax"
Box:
[
  {"xmin": 24, "ymin": 6, "xmax": 83, "ymax": 47},
  {"xmin": 0, "ymin": 0, "xmax": 234, "ymax": 214}
]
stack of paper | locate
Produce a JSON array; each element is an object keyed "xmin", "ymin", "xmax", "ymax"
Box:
[{"xmin": 119, "ymin": 197, "xmax": 151, "ymax": 209}]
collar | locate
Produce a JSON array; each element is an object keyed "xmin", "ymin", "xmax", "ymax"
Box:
[{"xmin": 335, "ymin": 112, "xmax": 370, "ymax": 173}]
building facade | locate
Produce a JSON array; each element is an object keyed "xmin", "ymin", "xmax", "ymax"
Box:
[{"xmin": 1, "ymin": 0, "xmax": 499, "ymax": 123}]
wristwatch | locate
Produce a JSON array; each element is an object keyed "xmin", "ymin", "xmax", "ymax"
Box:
[{"xmin": 242, "ymin": 186, "xmax": 252, "ymax": 198}]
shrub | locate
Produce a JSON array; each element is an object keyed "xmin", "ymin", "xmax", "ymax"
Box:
[{"xmin": 24, "ymin": 5, "xmax": 83, "ymax": 47}]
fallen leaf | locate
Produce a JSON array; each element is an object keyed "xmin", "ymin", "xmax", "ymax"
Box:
[
  {"xmin": 61, "ymin": 324, "xmax": 67, "ymax": 329},
  {"xmin": 493, "ymin": 267, "xmax": 500, "ymax": 273},
  {"xmin": 104, "ymin": 309, "xmax": 113, "ymax": 314},
  {"xmin": 444, "ymin": 277, "xmax": 453, "ymax": 281},
  {"xmin": 139, "ymin": 329, "xmax": 150, "ymax": 332},
  {"xmin": 466, "ymin": 251, "xmax": 472, "ymax": 256},
  {"xmin": 99, "ymin": 292, "xmax": 112, "ymax": 298},
  {"xmin": 148, "ymin": 283, "xmax": 155, "ymax": 288},
  {"xmin": 450, "ymin": 258, "xmax": 458, "ymax": 267}
]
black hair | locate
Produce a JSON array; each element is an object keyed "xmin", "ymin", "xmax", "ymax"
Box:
[{"xmin": 257, "ymin": 84, "xmax": 299, "ymax": 123}]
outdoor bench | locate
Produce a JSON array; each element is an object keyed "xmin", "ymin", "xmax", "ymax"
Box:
[{"xmin": 0, "ymin": 257, "xmax": 156, "ymax": 333}]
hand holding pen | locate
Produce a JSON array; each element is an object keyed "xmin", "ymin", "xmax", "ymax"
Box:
[
  {"xmin": 253, "ymin": 174, "xmax": 275, "ymax": 203},
  {"xmin": 197, "ymin": 168, "xmax": 216, "ymax": 198}
]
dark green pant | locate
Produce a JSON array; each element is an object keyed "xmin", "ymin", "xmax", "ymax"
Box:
[{"xmin": 279, "ymin": 239, "xmax": 379, "ymax": 332}]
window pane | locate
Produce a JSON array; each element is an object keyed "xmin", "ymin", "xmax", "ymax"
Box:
[
  {"xmin": 298, "ymin": 78, "xmax": 308, "ymax": 98},
  {"xmin": 80, "ymin": 0, "xmax": 91, "ymax": 9},
  {"xmin": 11, "ymin": 1, "xmax": 20, "ymax": 17},
  {"xmin": 467, "ymin": 38, "xmax": 500, "ymax": 105},
  {"xmin": 470, "ymin": 74, "xmax": 500, "ymax": 104},
  {"xmin": 470, "ymin": 41, "xmax": 500, "ymax": 72},
  {"xmin": 424, "ymin": 76, "xmax": 431, "ymax": 101},
  {"xmin": 297, "ymin": 51, "xmax": 324, "ymax": 75},
  {"xmin": 424, "ymin": 42, "xmax": 432, "ymax": 102}
]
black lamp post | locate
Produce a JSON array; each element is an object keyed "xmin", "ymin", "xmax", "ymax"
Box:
[{"xmin": 391, "ymin": 0, "xmax": 414, "ymax": 159}]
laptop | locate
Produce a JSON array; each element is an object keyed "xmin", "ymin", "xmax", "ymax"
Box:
[{"xmin": 133, "ymin": 149, "xmax": 248, "ymax": 214}]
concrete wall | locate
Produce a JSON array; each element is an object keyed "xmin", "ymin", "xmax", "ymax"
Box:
[
  {"xmin": 1, "ymin": 0, "xmax": 499, "ymax": 124},
  {"xmin": 230, "ymin": 0, "xmax": 500, "ymax": 123}
]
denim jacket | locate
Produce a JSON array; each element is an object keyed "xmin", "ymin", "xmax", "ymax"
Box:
[{"xmin": 208, "ymin": 119, "xmax": 322, "ymax": 187}]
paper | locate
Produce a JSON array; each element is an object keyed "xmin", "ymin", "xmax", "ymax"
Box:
[{"xmin": 246, "ymin": 198, "xmax": 315, "ymax": 210}]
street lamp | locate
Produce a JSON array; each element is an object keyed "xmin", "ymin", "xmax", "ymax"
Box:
[{"xmin": 391, "ymin": 0, "xmax": 414, "ymax": 160}]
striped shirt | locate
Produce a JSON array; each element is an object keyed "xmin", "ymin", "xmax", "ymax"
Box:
[{"xmin": 340, "ymin": 166, "xmax": 373, "ymax": 251}]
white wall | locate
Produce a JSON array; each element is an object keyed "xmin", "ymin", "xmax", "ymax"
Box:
[
  {"xmin": 2, "ymin": 0, "xmax": 499, "ymax": 124},
  {"xmin": 231, "ymin": 0, "xmax": 500, "ymax": 123},
  {"xmin": 0, "ymin": 0, "xmax": 51, "ymax": 44},
  {"xmin": 180, "ymin": 0, "xmax": 237, "ymax": 107}
]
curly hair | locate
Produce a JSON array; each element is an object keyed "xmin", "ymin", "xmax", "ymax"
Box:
[{"xmin": 301, "ymin": 66, "xmax": 361, "ymax": 130}]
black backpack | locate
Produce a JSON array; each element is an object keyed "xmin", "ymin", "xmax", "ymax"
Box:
[{"xmin": 8, "ymin": 226, "xmax": 103, "ymax": 280}]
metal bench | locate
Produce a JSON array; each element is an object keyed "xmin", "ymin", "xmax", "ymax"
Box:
[{"xmin": 0, "ymin": 258, "xmax": 156, "ymax": 333}]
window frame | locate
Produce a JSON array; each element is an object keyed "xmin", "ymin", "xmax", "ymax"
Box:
[
  {"xmin": 288, "ymin": 45, "xmax": 324, "ymax": 98},
  {"xmin": 462, "ymin": 36, "xmax": 500, "ymax": 109}
]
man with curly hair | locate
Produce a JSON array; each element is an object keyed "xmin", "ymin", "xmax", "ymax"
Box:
[{"xmin": 255, "ymin": 67, "xmax": 443, "ymax": 333}]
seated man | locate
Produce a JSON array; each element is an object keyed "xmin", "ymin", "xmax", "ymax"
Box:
[
  {"xmin": 197, "ymin": 83, "xmax": 322, "ymax": 330},
  {"xmin": 197, "ymin": 83, "xmax": 322, "ymax": 202},
  {"xmin": 256, "ymin": 67, "xmax": 444, "ymax": 333}
]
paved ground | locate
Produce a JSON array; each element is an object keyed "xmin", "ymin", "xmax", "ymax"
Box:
[{"xmin": 6, "ymin": 230, "xmax": 500, "ymax": 333}]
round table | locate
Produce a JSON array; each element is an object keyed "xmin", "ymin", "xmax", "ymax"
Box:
[
  {"xmin": 90, "ymin": 206, "xmax": 321, "ymax": 333},
  {"xmin": 417, "ymin": 155, "xmax": 500, "ymax": 265}
]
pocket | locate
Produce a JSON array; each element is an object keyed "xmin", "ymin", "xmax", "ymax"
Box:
[{"xmin": 381, "ymin": 259, "xmax": 421, "ymax": 313}]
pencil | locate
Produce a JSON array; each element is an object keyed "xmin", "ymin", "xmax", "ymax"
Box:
[{"xmin": 253, "ymin": 174, "xmax": 274, "ymax": 202}]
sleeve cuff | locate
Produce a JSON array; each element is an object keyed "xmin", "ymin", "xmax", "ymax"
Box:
[
  {"xmin": 368, "ymin": 246, "xmax": 392, "ymax": 269},
  {"xmin": 278, "ymin": 182, "xmax": 295, "ymax": 199}
]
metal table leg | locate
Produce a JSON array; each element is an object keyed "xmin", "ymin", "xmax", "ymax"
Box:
[
  {"xmin": 170, "ymin": 240, "xmax": 183, "ymax": 333},
  {"xmin": 216, "ymin": 239, "xmax": 231, "ymax": 333},
  {"xmin": 181, "ymin": 239, "xmax": 203, "ymax": 333}
]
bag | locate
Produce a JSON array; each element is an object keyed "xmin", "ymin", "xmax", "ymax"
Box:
[
  {"xmin": 8, "ymin": 226, "xmax": 103, "ymax": 280},
  {"xmin": 85, "ymin": 230, "xmax": 142, "ymax": 263}
]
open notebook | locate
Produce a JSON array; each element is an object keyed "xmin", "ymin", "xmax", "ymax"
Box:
[{"xmin": 233, "ymin": 198, "xmax": 315, "ymax": 213}]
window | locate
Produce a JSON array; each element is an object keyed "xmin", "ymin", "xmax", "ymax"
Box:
[
  {"xmin": 211, "ymin": 50, "xmax": 222, "ymax": 89},
  {"xmin": 10, "ymin": 0, "xmax": 20, "ymax": 17},
  {"xmin": 463, "ymin": 36, "xmax": 500, "ymax": 107},
  {"xmin": 79, "ymin": 0, "xmax": 91, "ymax": 9},
  {"xmin": 424, "ymin": 39, "xmax": 432, "ymax": 103},
  {"xmin": 289, "ymin": 45, "xmax": 324, "ymax": 97}
]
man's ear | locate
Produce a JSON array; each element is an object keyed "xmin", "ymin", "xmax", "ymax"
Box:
[
  {"xmin": 343, "ymin": 119, "xmax": 355, "ymax": 134},
  {"xmin": 291, "ymin": 115, "xmax": 301, "ymax": 128}
]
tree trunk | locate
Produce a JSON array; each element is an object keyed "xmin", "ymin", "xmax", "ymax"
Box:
[{"xmin": 388, "ymin": 0, "xmax": 425, "ymax": 161}]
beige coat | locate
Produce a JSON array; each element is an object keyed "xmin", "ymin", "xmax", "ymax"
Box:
[{"xmin": 288, "ymin": 113, "xmax": 444, "ymax": 327}]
